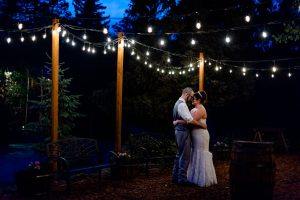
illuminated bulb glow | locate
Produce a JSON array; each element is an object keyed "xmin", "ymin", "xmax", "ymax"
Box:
[
  {"xmin": 83, "ymin": 33, "xmax": 87, "ymax": 40},
  {"xmin": 196, "ymin": 22, "xmax": 201, "ymax": 29},
  {"xmin": 160, "ymin": 39, "xmax": 165, "ymax": 46},
  {"xmin": 256, "ymin": 73, "xmax": 259, "ymax": 77},
  {"xmin": 18, "ymin": 23, "xmax": 23, "ymax": 30},
  {"xmin": 272, "ymin": 66, "xmax": 277, "ymax": 72},
  {"xmin": 262, "ymin": 31, "xmax": 268, "ymax": 38},
  {"xmin": 147, "ymin": 26, "xmax": 153, "ymax": 33},
  {"xmin": 43, "ymin": 33, "xmax": 47, "ymax": 39},
  {"xmin": 103, "ymin": 28, "xmax": 108, "ymax": 34},
  {"xmin": 31, "ymin": 35, "xmax": 36, "ymax": 41},
  {"xmin": 62, "ymin": 30, "xmax": 67, "ymax": 37},
  {"xmin": 6, "ymin": 37, "xmax": 11, "ymax": 43},
  {"xmin": 225, "ymin": 36, "xmax": 231, "ymax": 43},
  {"xmin": 245, "ymin": 15, "xmax": 251, "ymax": 22},
  {"xmin": 191, "ymin": 39, "xmax": 196, "ymax": 45}
]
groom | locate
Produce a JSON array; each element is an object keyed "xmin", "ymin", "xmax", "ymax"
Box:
[{"xmin": 171, "ymin": 87, "xmax": 195, "ymax": 185}]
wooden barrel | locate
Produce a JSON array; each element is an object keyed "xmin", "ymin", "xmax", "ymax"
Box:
[{"xmin": 230, "ymin": 140, "xmax": 276, "ymax": 200}]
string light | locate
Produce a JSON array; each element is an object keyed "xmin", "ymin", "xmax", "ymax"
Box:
[
  {"xmin": 245, "ymin": 15, "xmax": 251, "ymax": 23},
  {"xmin": 31, "ymin": 35, "xmax": 36, "ymax": 42},
  {"xmin": 196, "ymin": 22, "xmax": 201, "ymax": 29},
  {"xmin": 103, "ymin": 27, "xmax": 108, "ymax": 34},
  {"xmin": 42, "ymin": 30, "xmax": 47, "ymax": 39},
  {"xmin": 6, "ymin": 36, "xmax": 11, "ymax": 44},
  {"xmin": 18, "ymin": 23, "xmax": 23, "ymax": 30},
  {"xmin": 82, "ymin": 31, "xmax": 87, "ymax": 40},
  {"xmin": 262, "ymin": 30, "xmax": 268, "ymax": 38},
  {"xmin": 191, "ymin": 38, "xmax": 196, "ymax": 45},
  {"xmin": 225, "ymin": 35, "xmax": 231, "ymax": 43},
  {"xmin": 147, "ymin": 26, "xmax": 153, "ymax": 33}
]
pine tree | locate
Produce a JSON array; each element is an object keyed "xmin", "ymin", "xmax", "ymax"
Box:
[
  {"xmin": 73, "ymin": 0, "xmax": 110, "ymax": 29},
  {"xmin": 25, "ymin": 66, "xmax": 84, "ymax": 136}
]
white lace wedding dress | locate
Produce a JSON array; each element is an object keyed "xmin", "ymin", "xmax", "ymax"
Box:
[{"xmin": 187, "ymin": 108, "xmax": 217, "ymax": 187}]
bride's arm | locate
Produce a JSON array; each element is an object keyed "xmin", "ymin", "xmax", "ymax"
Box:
[{"xmin": 173, "ymin": 119, "xmax": 207, "ymax": 129}]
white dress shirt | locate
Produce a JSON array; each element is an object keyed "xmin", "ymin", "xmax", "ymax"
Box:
[{"xmin": 177, "ymin": 97, "xmax": 193, "ymax": 122}]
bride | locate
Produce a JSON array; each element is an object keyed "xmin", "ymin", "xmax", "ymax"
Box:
[{"xmin": 174, "ymin": 91, "xmax": 217, "ymax": 187}]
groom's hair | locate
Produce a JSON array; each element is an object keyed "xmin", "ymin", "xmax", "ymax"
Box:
[{"xmin": 182, "ymin": 87, "xmax": 193, "ymax": 95}]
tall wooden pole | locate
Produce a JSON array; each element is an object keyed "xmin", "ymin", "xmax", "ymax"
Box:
[
  {"xmin": 199, "ymin": 51, "xmax": 204, "ymax": 91},
  {"xmin": 52, "ymin": 18, "xmax": 59, "ymax": 143},
  {"xmin": 115, "ymin": 32, "xmax": 124, "ymax": 152}
]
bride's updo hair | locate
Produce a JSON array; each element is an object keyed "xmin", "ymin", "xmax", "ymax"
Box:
[{"xmin": 194, "ymin": 90, "xmax": 207, "ymax": 102}]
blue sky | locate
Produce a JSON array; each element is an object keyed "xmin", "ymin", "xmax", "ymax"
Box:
[{"xmin": 67, "ymin": 0, "xmax": 130, "ymax": 21}]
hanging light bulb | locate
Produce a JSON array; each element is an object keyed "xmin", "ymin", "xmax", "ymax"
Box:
[
  {"xmin": 225, "ymin": 35, "xmax": 231, "ymax": 43},
  {"xmin": 167, "ymin": 57, "xmax": 171, "ymax": 63},
  {"xmin": 256, "ymin": 73, "xmax": 259, "ymax": 78},
  {"xmin": 43, "ymin": 32, "xmax": 47, "ymax": 39},
  {"xmin": 62, "ymin": 30, "xmax": 67, "ymax": 37},
  {"xmin": 288, "ymin": 72, "xmax": 292, "ymax": 77},
  {"xmin": 196, "ymin": 22, "xmax": 201, "ymax": 29},
  {"xmin": 103, "ymin": 27, "xmax": 108, "ymax": 34},
  {"xmin": 18, "ymin": 23, "xmax": 23, "ymax": 30},
  {"xmin": 147, "ymin": 26, "xmax": 153, "ymax": 33},
  {"xmin": 245, "ymin": 15, "xmax": 251, "ymax": 23},
  {"xmin": 20, "ymin": 35, "xmax": 25, "ymax": 42},
  {"xmin": 191, "ymin": 38, "xmax": 196, "ymax": 45},
  {"xmin": 146, "ymin": 50, "xmax": 150, "ymax": 56},
  {"xmin": 31, "ymin": 35, "xmax": 36, "ymax": 41},
  {"xmin": 83, "ymin": 32, "xmax": 87, "ymax": 40},
  {"xmin": 6, "ymin": 37, "xmax": 11, "ymax": 44},
  {"xmin": 272, "ymin": 66, "xmax": 277, "ymax": 72},
  {"xmin": 262, "ymin": 31, "xmax": 268, "ymax": 38},
  {"xmin": 159, "ymin": 39, "xmax": 165, "ymax": 46}
]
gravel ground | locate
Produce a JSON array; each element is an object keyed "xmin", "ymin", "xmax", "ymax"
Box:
[{"xmin": 1, "ymin": 153, "xmax": 299, "ymax": 200}]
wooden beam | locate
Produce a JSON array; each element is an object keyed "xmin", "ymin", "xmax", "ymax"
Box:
[
  {"xmin": 115, "ymin": 32, "xmax": 124, "ymax": 152},
  {"xmin": 199, "ymin": 51, "xmax": 204, "ymax": 91},
  {"xmin": 51, "ymin": 18, "xmax": 59, "ymax": 143}
]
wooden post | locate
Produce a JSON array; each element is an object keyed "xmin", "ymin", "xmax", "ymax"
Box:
[
  {"xmin": 199, "ymin": 51, "xmax": 204, "ymax": 91},
  {"xmin": 115, "ymin": 32, "xmax": 124, "ymax": 152},
  {"xmin": 52, "ymin": 18, "xmax": 59, "ymax": 143}
]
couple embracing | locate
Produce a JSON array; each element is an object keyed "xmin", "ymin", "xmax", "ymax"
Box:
[{"xmin": 172, "ymin": 87, "xmax": 217, "ymax": 187}]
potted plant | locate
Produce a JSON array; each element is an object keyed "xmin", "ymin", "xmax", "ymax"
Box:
[
  {"xmin": 15, "ymin": 161, "xmax": 52, "ymax": 196},
  {"xmin": 110, "ymin": 151, "xmax": 139, "ymax": 180}
]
